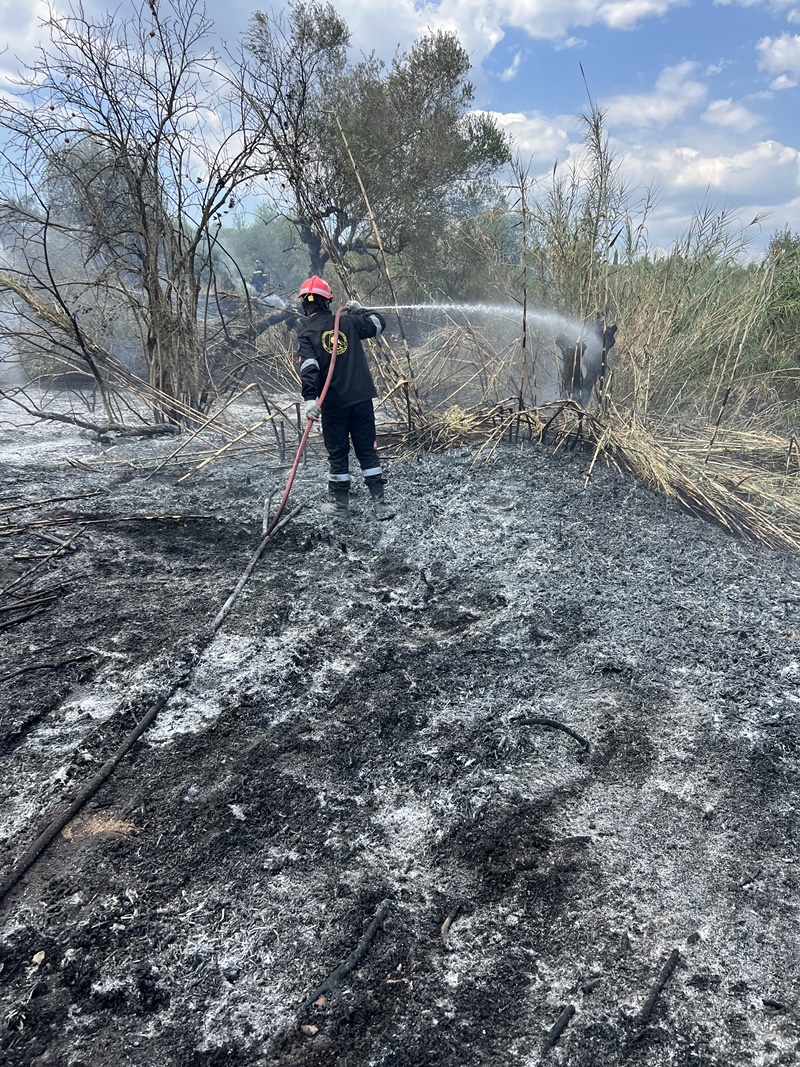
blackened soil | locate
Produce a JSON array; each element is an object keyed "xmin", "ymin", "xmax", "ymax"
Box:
[{"xmin": 1, "ymin": 425, "xmax": 799, "ymax": 1067}]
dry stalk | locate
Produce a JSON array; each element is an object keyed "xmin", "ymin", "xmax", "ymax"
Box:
[
  {"xmin": 705, "ymin": 266, "xmax": 773, "ymax": 461},
  {"xmin": 512, "ymin": 158, "xmax": 531, "ymax": 419},
  {"xmin": 175, "ymin": 421, "xmax": 267, "ymax": 484},
  {"xmin": 584, "ymin": 427, "xmax": 611, "ymax": 488},
  {"xmin": 0, "ymin": 529, "xmax": 84, "ymax": 598},
  {"xmin": 330, "ymin": 110, "xmax": 424, "ymax": 433},
  {"xmin": 144, "ymin": 383, "xmax": 258, "ymax": 479},
  {"xmin": 582, "ymin": 415, "xmax": 800, "ymax": 550}
]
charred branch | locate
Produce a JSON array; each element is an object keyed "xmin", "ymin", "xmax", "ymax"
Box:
[
  {"xmin": 0, "ymin": 652, "xmax": 93, "ymax": 685},
  {"xmin": 638, "ymin": 948, "xmax": 680, "ymax": 1024},
  {"xmin": 542, "ymin": 1004, "xmax": 576, "ymax": 1051},
  {"xmin": 300, "ymin": 899, "xmax": 393, "ymax": 1014},
  {"xmin": 1, "ymin": 392, "xmax": 179, "ymax": 437},
  {"xmin": 514, "ymin": 716, "xmax": 590, "ymax": 751}
]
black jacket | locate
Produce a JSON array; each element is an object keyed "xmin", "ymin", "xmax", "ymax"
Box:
[{"xmin": 296, "ymin": 308, "xmax": 385, "ymax": 411}]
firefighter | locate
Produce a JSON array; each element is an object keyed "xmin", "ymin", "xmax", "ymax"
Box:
[
  {"xmin": 251, "ymin": 259, "xmax": 265, "ymax": 295},
  {"xmin": 296, "ymin": 275, "xmax": 393, "ymax": 520}
]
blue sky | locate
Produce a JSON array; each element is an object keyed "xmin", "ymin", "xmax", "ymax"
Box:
[{"xmin": 2, "ymin": 0, "xmax": 800, "ymax": 255}]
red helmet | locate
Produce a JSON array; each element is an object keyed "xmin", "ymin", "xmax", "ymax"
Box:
[{"xmin": 298, "ymin": 276, "xmax": 333, "ymax": 301}]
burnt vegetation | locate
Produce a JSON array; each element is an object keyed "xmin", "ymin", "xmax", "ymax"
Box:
[{"xmin": 1, "ymin": 2, "xmax": 800, "ymax": 1066}]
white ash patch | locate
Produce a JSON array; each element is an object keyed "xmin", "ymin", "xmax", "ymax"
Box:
[{"xmin": 144, "ymin": 631, "xmax": 302, "ymax": 742}]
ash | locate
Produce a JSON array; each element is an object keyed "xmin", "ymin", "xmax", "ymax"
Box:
[{"xmin": 1, "ymin": 400, "xmax": 799, "ymax": 1067}]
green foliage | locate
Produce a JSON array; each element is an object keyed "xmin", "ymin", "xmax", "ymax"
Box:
[
  {"xmin": 330, "ymin": 33, "xmax": 510, "ymax": 257},
  {"xmin": 397, "ymin": 200, "xmax": 520, "ymax": 303},
  {"xmin": 763, "ymin": 226, "xmax": 800, "ymax": 349},
  {"xmin": 245, "ymin": 4, "xmax": 510, "ymax": 284}
]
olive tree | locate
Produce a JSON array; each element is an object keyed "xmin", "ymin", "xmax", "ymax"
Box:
[{"xmin": 244, "ymin": 2, "xmax": 510, "ymax": 287}]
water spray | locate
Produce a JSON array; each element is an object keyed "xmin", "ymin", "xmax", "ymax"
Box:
[
  {"xmin": 369, "ymin": 303, "xmax": 521, "ymax": 317},
  {"xmin": 368, "ymin": 303, "xmax": 590, "ymax": 340}
]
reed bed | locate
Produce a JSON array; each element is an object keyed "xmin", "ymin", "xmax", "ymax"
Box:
[{"xmin": 9, "ymin": 340, "xmax": 799, "ymax": 550}]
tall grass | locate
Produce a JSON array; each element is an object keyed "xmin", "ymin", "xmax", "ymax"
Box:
[{"xmin": 506, "ymin": 107, "xmax": 799, "ymax": 433}]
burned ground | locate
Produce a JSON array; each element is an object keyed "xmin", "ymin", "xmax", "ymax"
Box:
[{"xmin": 1, "ymin": 407, "xmax": 799, "ymax": 1067}]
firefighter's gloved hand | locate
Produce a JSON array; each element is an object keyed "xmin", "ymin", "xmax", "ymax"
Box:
[
  {"xmin": 303, "ymin": 399, "xmax": 321, "ymax": 422},
  {"xmin": 346, "ymin": 299, "xmax": 363, "ymax": 313}
]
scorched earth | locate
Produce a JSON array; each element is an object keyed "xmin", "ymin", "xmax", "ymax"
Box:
[{"xmin": 1, "ymin": 401, "xmax": 799, "ymax": 1067}]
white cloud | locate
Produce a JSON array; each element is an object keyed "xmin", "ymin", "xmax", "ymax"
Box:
[
  {"xmin": 605, "ymin": 62, "xmax": 707, "ymax": 127},
  {"xmin": 598, "ymin": 0, "xmax": 684, "ymax": 30},
  {"xmin": 604, "ymin": 136, "xmax": 800, "ymax": 250},
  {"xmin": 500, "ymin": 52, "xmax": 523, "ymax": 81},
  {"xmin": 483, "ymin": 110, "xmax": 574, "ymax": 161},
  {"xmin": 487, "ymin": 104, "xmax": 800, "ymax": 250},
  {"xmin": 622, "ymin": 138, "xmax": 800, "ymax": 200},
  {"xmin": 484, "ymin": 0, "xmax": 688, "ymax": 39},
  {"xmin": 714, "ymin": 0, "xmax": 798, "ymax": 9},
  {"xmin": 0, "ymin": 0, "xmax": 51, "ymax": 81},
  {"xmin": 0, "ymin": 0, "xmax": 48, "ymax": 40},
  {"xmin": 757, "ymin": 33, "xmax": 800, "ymax": 84},
  {"xmin": 703, "ymin": 98, "xmax": 760, "ymax": 130},
  {"xmin": 770, "ymin": 72, "xmax": 800, "ymax": 88},
  {"xmin": 305, "ymin": 0, "xmax": 690, "ymax": 70}
]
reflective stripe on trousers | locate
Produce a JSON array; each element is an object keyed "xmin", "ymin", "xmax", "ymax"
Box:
[{"xmin": 322, "ymin": 399, "xmax": 381, "ymax": 480}]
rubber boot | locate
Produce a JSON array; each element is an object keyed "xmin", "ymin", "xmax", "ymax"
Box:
[
  {"xmin": 367, "ymin": 480, "xmax": 394, "ymax": 521},
  {"xmin": 327, "ymin": 484, "xmax": 351, "ymax": 519}
]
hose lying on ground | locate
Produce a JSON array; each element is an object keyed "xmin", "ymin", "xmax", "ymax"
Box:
[{"xmin": 0, "ymin": 311, "xmax": 347, "ymax": 907}]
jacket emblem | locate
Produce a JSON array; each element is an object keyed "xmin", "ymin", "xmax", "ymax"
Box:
[{"xmin": 322, "ymin": 329, "xmax": 348, "ymax": 356}]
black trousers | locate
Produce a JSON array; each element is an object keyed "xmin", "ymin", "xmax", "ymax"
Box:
[{"xmin": 322, "ymin": 400, "xmax": 382, "ymax": 487}]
